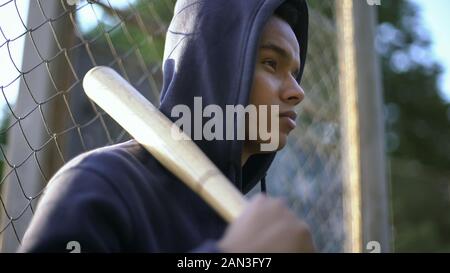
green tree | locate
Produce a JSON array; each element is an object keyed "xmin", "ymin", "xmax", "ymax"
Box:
[{"xmin": 378, "ymin": 1, "xmax": 450, "ymax": 252}]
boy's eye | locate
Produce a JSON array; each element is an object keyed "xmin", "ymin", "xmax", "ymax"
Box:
[{"xmin": 263, "ymin": 59, "xmax": 277, "ymax": 70}]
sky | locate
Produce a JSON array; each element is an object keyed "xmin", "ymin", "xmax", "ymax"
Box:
[
  {"xmin": 0, "ymin": 0, "xmax": 449, "ymax": 114},
  {"xmin": 0, "ymin": 0, "xmax": 29, "ymax": 112},
  {"xmin": 409, "ymin": 0, "xmax": 450, "ymax": 102}
]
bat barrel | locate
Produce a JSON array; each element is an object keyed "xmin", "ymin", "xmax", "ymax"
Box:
[{"xmin": 83, "ymin": 66, "xmax": 247, "ymax": 223}]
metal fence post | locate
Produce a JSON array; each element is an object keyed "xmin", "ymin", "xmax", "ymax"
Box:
[{"xmin": 336, "ymin": 0, "xmax": 391, "ymax": 253}]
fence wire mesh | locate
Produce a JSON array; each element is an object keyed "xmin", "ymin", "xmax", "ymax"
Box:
[{"xmin": 0, "ymin": 0, "xmax": 344, "ymax": 252}]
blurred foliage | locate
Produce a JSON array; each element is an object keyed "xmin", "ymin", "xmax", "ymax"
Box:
[
  {"xmin": 308, "ymin": 0, "xmax": 335, "ymax": 21},
  {"xmin": 83, "ymin": 0, "xmax": 176, "ymax": 64},
  {"xmin": 378, "ymin": 1, "xmax": 450, "ymax": 252}
]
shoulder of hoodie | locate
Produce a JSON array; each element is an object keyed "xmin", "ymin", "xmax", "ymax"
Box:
[{"xmin": 47, "ymin": 139, "xmax": 168, "ymax": 198}]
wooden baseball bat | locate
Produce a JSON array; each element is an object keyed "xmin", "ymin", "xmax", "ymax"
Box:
[{"xmin": 82, "ymin": 66, "xmax": 247, "ymax": 223}]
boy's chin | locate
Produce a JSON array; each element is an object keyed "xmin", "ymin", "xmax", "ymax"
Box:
[{"xmin": 254, "ymin": 134, "xmax": 288, "ymax": 153}]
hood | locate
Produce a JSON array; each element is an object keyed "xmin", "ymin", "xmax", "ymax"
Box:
[{"xmin": 158, "ymin": 0, "xmax": 309, "ymax": 194}]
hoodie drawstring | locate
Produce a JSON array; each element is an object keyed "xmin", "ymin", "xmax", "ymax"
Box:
[{"xmin": 260, "ymin": 176, "xmax": 266, "ymax": 193}]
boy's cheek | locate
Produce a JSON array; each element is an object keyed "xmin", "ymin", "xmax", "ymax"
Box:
[{"xmin": 250, "ymin": 76, "xmax": 278, "ymax": 102}]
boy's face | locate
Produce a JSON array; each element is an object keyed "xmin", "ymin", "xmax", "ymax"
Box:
[{"xmin": 245, "ymin": 16, "xmax": 304, "ymax": 154}]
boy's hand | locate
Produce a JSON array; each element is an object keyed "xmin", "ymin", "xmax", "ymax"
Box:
[{"xmin": 218, "ymin": 193, "xmax": 316, "ymax": 253}]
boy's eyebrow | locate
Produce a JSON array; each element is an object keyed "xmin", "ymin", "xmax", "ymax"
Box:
[{"xmin": 260, "ymin": 42, "xmax": 301, "ymax": 69}]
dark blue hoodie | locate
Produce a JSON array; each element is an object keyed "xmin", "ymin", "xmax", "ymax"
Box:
[{"xmin": 19, "ymin": 0, "xmax": 309, "ymax": 252}]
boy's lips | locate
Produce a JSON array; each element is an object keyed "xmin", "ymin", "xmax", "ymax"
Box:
[
  {"xmin": 279, "ymin": 110, "xmax": 297, "ymax": 129},
  {"xmin": 279, "ymin": 110, "xmax": 297, "ymax": 121}
]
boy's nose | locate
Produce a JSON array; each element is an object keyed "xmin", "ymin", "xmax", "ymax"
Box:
[{"xmin": 281, "ymin": 79, "xmax": 305, "ymax": 106}]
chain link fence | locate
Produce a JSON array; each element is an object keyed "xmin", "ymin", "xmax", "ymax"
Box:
[{"xmin": 0, "ymin": 0, "xmax": 345, "ymax": 252}]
